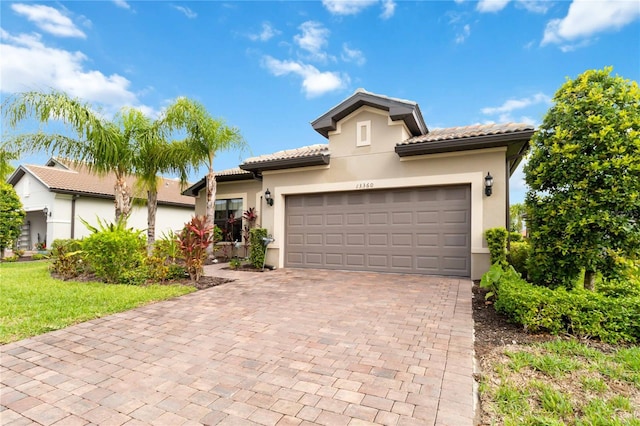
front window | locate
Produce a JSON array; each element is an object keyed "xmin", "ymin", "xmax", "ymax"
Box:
[{"xmin": 214, "ymin": 198, "xmax": 243, "ymax": 242}]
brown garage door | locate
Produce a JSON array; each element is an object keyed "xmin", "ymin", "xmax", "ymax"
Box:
[{"xmin": 285, "ymin": 185, "xmax": 471, "ymax": 276}]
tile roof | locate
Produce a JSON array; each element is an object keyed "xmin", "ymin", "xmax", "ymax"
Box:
[
  {"xmin": 398, "ymin": 123, "xmax": 535, "ymax": 145},
  {"xmin": 23, "ymin": 163, "xmax": 195, "ymax": 207},
  {"xmin": 242, "ymin": 144, "xmax": 329, "ymax": 165}
]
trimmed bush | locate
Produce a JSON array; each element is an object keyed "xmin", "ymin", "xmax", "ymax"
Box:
[
  {"xmin": 249, "ymin": 228, "xmax": 268, "ymax": 269},
  {"xmin": 509, "ymin": 231, "xmax": 523, "ymax": 242},
  {"xmin": 485, "ymin": 227, "xmax": 508, "ymax": 267},
  {"xmin": 507, "ymin": 240, "xmax": 530, "ymax": 278},
  {"xmin": 82, "ymin": 222, "xmax": 146, "ymax": 284},
  {"xmin": 485, "ymin": 265, "xmax": 640, "ymax": 343}
]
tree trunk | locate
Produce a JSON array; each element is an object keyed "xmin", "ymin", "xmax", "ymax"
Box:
[
  {"xmin": 114, "ymin": 177, "xmax": 132, "ymax": 221},
  {"xmin": 147, "ymin": 189, "xmax": 158, "ymax": 254},
  {"xmin": 205, "ymin": 167, "xmax": 217, "ymax": 257},
  {"xmin": 584, "ymin": 270, "xmax": 596, "ymax": 291}
]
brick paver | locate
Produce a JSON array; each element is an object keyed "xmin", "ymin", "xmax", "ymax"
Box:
[{"xmin": 1, "ymin": 267, "xmax": 474, "ymax": 425}]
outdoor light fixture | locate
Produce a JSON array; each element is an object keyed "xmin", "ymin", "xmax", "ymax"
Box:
[
  {"xmin": 43, "ymin": 207, "xmax": 49, "ymax": 217},
  {"xmin": 484, "ymin": 173, "xmax": 494, "ymax": 196},
  {"xmin": 264, "ymin": 189, "xmax": 274, "ymax": 206}
]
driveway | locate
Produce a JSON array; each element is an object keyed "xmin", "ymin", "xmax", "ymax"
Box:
[{"xmin": 1, "ymin": 267, "xmax": 475, "ymax": 426}]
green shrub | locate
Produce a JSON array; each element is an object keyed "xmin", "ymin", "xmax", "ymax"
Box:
[
  {"xmin": 50, "ymin": 239, "xmax": 84, "ymax": 279},
  {"xmin": 167, "ymin": 263, "xmax": 187, "ymax": 280},
  {"xmin": 485, "ymin": 227, "xmax": 509, "ymax": 267},
  {"xmin": 81, "ymin": 219, "xmax": 146, "ymax": 284},
  {"xmin": 507, "ymin": 241, "xmax": 530, "ymax": 278},
  {"xmin": 487, "ymin": 266, "xmax": 640, "ymax": 343},
  {"xmin": 31, "ymin": 253, "xmax": 48, "ymax": 261},
  {"xmin": 249, "ymin": 228, "xmax": 268, "ymax": 269},
  {"xmin": 509, "ymin": 232, "xmax": 523, "ymax": 242},
  {"xmin": 152, "ymin": 230, "xmax": 183, "ymax": 262},
  {"xmin": 2, "ymin": 255, "xmax": 18, "ymax": 262}
]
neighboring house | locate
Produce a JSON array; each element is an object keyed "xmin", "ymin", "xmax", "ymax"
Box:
[
  {"xmin": 183, "ymin": 89, "xmax": 534, "ymax": 279},
  {"xmin": 7, "ymin": 158, "xmax": 195, "ymax": 250}
]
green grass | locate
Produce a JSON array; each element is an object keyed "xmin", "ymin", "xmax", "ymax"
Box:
[
  {"xmin": 0, "ymin": 261, "xmax": 195, "ymax": 344},
  {"xmin": 480, "ymin": 339, "xmax": 640, "ymax": 425}
]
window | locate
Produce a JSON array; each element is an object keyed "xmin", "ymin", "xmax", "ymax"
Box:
[
  {"xmin": 356, "ymin": 120, "xmax": 371, "ymax": 147},
  {"xmin": 214, "ymin": 198, "xmax": 243, "ymax": 242}
]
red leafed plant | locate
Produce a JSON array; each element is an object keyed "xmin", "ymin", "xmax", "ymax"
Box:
[{"xmin": 177, "ymin": 216, "xmax": 213, "ymax": 282}]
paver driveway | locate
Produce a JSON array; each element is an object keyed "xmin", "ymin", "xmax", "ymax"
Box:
[{"xmin": 1, "ymin": 267, "xmax": 475, "ymax": 426}]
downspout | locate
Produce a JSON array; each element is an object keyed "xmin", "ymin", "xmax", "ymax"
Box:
[
  {"xmin": 505, "ymin": 157, "xmax": 511, "ymax": 252},
  {"xmin": 71, "ymin": 195, "xmax": 79, "ymax": 239}
]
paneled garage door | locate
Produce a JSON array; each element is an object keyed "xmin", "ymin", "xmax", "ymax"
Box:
[{"xmin": 285, "ymin": 185, "xmax": 471, "ymax": 276}]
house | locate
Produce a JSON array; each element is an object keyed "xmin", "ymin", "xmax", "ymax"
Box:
[
  {"xmin": 7, "ymin": 158, "xmax": 195, "ymax": 250},
  {"xmin": 183, "ymin": 89, "xmax": 534, "ymax": 279}
]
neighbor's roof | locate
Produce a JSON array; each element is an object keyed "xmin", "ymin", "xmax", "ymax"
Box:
[{"xmin": 8, "ymin": 161, "xmax": 195, "ymax": 207}]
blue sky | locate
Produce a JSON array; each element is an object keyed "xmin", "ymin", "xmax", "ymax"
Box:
[{"xmin": 2, "ymin": 0, "xmax": 639, "ymax": 203}]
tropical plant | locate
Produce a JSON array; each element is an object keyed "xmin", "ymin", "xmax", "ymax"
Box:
[
  {"xmin": 49, "ymin": 239, "xmax": 84, "ymax": 280},
  {"xmin": 242, "ymin": 207, "xmax": 258, "ymax": 257},
  {"xmin": 177, "ymin": 216, "xmax": 213, "ymax": 282},
  {"xmin": 249, "ymin": 228, "xmax": 268, "ymax": 269},
  {"xmin": 524, "ymin": 67, "xmax": 640, "ymax": 290},
  {"xmin": 161, "ymin": 98, "xmax": 245, "ymax": 229},
  {"xmin": 81, "ymin": 217, "xmax": 146, "ymax": 284},
  {"xmin": 2, "ymin": 91, "xmax": 144, "ymax": 221},
  {"xmin": 0, "ymin": 182, "xmax": 25, "ymax": 259}
]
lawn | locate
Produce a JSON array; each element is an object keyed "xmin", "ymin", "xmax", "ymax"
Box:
[
  {"xmin": 0, "ymin": 261, "xmax": 195, "ymax": 344},
  {"xmin": 478, "ymin": 339, "xmax": 640, "ymax": 425}
]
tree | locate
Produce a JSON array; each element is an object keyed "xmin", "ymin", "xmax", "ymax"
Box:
[
  {"xmin": 0, "ymin": 146, "xmax": 18, "ymax": 181},
  {"xmin": 524, "ymin": 67, "xmax": 640, "ymax": 290},
  {"xmin": 509, "ymin": 202, "xmax": 526, "ymax": 233},
  {"xmin": 161, "ymin": 98, "xmax": 245, "ymax": 227},
  {"xmin": 130, "ymin": 106, "xmax": 191, "ymax": 251},
  {"xmin": 2, "ymin": 91, "xmax": 141, "ymax": 221},
  {"xmin": 0, "ymin": 182, "xmax": 26, "ymax": 259}
]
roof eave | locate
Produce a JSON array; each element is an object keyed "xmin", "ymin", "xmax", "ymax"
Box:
[
  {"xmin": 395, "ymin": 130, "xmax": 535, "ymax": 158},
  {"xmin": 182, "ymin": 173, "xmax": 255, "ymax": 197},
  {"xmin": 311, "ymin": 92, "xmax": 426, "ymax": 138},
  {"xmin": 240, "ymin": 154, "xmax": 330, "ymax": 173}
]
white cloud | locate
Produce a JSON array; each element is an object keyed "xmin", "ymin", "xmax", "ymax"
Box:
[
  {"xmin": 380, "ymin": 0, "xmax": 396, "ymax": 19},
  {"xmin": 517, "ymin": 0, "xmax": 551, "ymax": 14},
  {"xmin": 323, "ymin": 0, "xmax": 378, "ymax": 15},
  {"xmin": 294, "ymin": 21, "xmax": 332, "ymax": 63},
  {"xmin": 173, "ymin": 5, "xmax": 197, "ymax": 19},
  {"xmin": 113, "ymin": 0, "xmax": 131, "ymax": 10},
  {"xmin": 455, "ymin": 24, "xmax": 471, "ymax": 43},
  {"xmin": 341, "ymin": 43, "xmax": 366, "ymax": 66},
  {"xmin": 322, "ymin": 0, "xmax": 395, "ymax": 18},
  {"xmin": 262, "ymin": 56, "xmax": 348, "ymax": 98},
  {"xmin": 476, "ymin": 0, "xmax": 511, "ymax": 13},
  {"xmin": 11, "ymin": 3, "xmax": 86, "ymax": 38},
  {"xmin": 0, "ymin": 29, "xmax": 153, "ymax": 114},
  {"xmin": 542, "ymin": 0, "xmax": 640, "ymax": 46},
  {"xmin": 248, "ymin": 22, "xmax": 279, "ymax": 42},
  {"xmin": 481, "ymin": 93, "xmax": 551, "ymax": 115}
]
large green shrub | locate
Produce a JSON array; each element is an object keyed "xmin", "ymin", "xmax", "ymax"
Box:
[
  {"xmin": 0, "ymin": 182, "xmax": 25, "ymax": 259},
  {"xmin": 484, "ymin": 264, "xmax": 640, "ymax": 343},
  {"xmin": 485, "ymin": 227, "xmax": 508, "ymax": 267},
  {"xmin": 81, "ymin": 219, "xmax": 146, "ymax": 284},
  {"xmin": 249, "ymin": 228, "xmax": 268, "ymax": 269},
  {"xmin": 50, "ymin": 239, "xmax": 84, "ymax": 279}
]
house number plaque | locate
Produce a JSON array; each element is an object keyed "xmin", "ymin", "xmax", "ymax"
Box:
[{"xmin": 355, "ymin": 182, "xmax": 374, "ymax": 189}]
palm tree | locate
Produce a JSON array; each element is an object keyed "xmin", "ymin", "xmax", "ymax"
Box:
[
  {"xmin": 161, "ymin": 98, "xmax": 245, "ymax": 227},
  {"xmin": 130, "ymin": 107, "xmax": 192, "ymax": 250},
  {"xmin": 2, "ymin": 91, "xmax": 141, "ymax": 221}
]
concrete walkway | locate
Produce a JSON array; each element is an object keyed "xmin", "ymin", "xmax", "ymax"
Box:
[{"xmin": 1, "ymin": 266, "xmax": 475, "ymax": 425}]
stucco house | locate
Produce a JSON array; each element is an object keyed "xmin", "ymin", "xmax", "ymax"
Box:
[
  {"xmin": 8, "ymin": 158, "xmax": 195, "ymax": 250},
  {"xmin": 183, "ymin": 89, "xmax": 534, "ymax": 279}
]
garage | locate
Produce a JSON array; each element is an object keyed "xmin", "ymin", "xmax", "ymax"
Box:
[{"xmin": 285, "ymin": 185, "xmax": 471, "ymax": 276}]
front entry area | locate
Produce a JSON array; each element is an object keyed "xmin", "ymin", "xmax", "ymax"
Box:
[{"xmin": 285, "ymin": 185, "xmax": 471, "ymax": 276}]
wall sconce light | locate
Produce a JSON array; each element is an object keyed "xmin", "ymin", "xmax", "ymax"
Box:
[
  {"xmin": 43, "ymin": 207, "xmax": 50, "ymax": 217},
  {"xmin": 484, "ymin": 173, "xmax": 493, "ymax": 196},
  {"xmin": 264, "ymin": 189, "xmax": 274, "ymax": 206}
]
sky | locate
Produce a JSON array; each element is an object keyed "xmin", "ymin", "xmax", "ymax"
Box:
[{"xmin": 1, "ymin": 0, "xmax": 639, "ymax": 203}]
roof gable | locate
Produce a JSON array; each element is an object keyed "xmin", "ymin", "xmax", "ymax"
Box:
[{"xmin": 311, "ymin": 89, "xmax": 427, "ymax": 138}]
